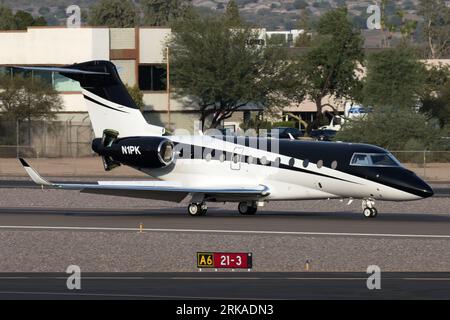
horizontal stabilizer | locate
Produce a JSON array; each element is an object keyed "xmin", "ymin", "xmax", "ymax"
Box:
[
  {"xmin": 11, "ymin": 60, "xmax": 165, "ymax": 137},
  {"xmin": 11, "ymin": 66, "xmax": 109, "ymax": 75}
]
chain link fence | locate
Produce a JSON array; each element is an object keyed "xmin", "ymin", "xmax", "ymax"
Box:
[
  {"xmin": 0, "ymin": 120, "xmax": 95, "ymax": 158},
  {"xmin": 0, "ymin": 120, "xmax": 448, "ymax": 180},
  {"xmin": 390, "ymin": 150, "xmax": 450, "ymax": 181}
]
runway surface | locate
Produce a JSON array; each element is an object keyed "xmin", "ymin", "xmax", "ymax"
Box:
[
  {"xmin": 1, "ymin": 206, "xmax": 450, "ymax": 237},
  {"xmin": 0, "ymin": 272, "xmax": 449, "ymax": 299}
]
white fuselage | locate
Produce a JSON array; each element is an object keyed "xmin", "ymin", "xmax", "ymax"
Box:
[{"xmin": 140, "ymin": 135, "xmax": 422, "ymax": 202}]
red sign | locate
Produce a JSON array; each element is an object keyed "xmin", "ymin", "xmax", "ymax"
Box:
[{"xmin": 213, "ymin": 252, "xmax": 252, "ymax": 269}]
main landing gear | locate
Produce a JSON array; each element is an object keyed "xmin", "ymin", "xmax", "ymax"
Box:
[
  {"xmin": 238, "ymin": 201, "xmax": 258, "ymax": 215},
  {"xmin": 362, "ymin": 199, "xmax": 378, "ymax": 218},
  {"xmin": 188, "ymin": 201, "xmax": 258, "ymax": 216},
  {"xmin": 188, "ymin": 202, "xmax": 208, "ymax": 216}
]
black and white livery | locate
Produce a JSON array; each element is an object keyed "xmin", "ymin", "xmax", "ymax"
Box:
[{"xmin": 17, "ymin": 61, "xmax": 433, "ymax": 218}]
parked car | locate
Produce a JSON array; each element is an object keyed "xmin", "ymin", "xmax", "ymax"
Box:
[
  {"xmin": 309, "ymin": 129, "xmax": 337, "ymax": 141},
  {"xmin": 261, "ymin": 127, "xmax": 305, "ymax": 139}
]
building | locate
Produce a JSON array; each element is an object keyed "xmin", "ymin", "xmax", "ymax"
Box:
[
  {"xmin": 0, "ymin": 26, "xmax": 340, "ymax": 135},
  {"xmin": 1, "ymin": 26, "xmax": 449, "ymax": 156},
  {"xmin": 0, "ymin": 26, "xmax": 206, "ymax": 133}
]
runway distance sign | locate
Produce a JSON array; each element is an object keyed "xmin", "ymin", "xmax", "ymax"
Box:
[{"xmin": 197, "ymin": 252, "xmax": 252, "ymax": 269}]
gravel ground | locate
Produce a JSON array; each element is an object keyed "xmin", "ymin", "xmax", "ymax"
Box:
[{"xmin": 0, "ymin": 230, "xmax": 449, "ymax": 272}]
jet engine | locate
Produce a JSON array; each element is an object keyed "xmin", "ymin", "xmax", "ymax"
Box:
[{"xmin": 92, "ymin": 130, "xmax": 175, "ymax": 171}]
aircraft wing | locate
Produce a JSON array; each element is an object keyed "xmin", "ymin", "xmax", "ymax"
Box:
[{"xmin": 19, "ymin": 159, "xmax": 270, "ymax": 202}]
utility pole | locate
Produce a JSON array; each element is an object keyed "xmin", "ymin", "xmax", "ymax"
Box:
[{"xmin": 166, "ymin": 46, "xmax": 171, "ymax": 131}]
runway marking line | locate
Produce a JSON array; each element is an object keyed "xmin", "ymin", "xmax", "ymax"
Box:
[
  {"xmin": 0, "ymin": 225, "xmax": 450, "ymax": 239},
  {"xmin": 1, "ymin": 276, "xmax": 449, "ymax": 281},
  {"xmin": 0, "ymin": 291, "xmax": 266, "ymax": 300}
]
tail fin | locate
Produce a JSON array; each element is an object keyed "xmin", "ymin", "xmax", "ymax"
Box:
[{"xmin": 13, "ymin": 61, "xmax": 164, "ymax": 138}]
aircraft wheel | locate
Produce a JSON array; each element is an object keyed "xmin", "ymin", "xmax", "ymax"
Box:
[
  {"xmin": 188, "ymin": 203, "xmax": 206, "ymax": 216},
  {"xmin": 238, "ymin": 202, "xmax": 257, "ymax": 215},
  {"xmin": 199, "ymin": 203, "xmax": 208, "ymax": 216},
  {"xmin": 370, "ymin": 208, "xmax": 378, "ymax": 218},
  {"xmin": 363, "ymin": 207, "xmax": 372, "ymax": 218}
]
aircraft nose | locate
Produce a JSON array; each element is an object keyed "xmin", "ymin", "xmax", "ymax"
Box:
[{"xmin": 408, "ymin": 174, "xmax": 434, "ymax": 198}]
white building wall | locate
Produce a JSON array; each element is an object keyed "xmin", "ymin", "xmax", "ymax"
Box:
[
  {"xmin": 143, "ymin": 93, "xmax": 194, "ymax": 112},
  {"xmin": 0, "ymin": 27, "xmax": 110, "ymax": 65},
  {"xmin": 139, "ymin": 28, "xmax": 171, "ymax": 64},
  {"xmin": 110, "ymin": 28, "xmax": 135, "ymax": 49}
]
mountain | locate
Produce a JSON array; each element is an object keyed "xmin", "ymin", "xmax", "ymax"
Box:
[{"xmin": 0, "ymin": 0, "xmax": 421, "ymax": 30}]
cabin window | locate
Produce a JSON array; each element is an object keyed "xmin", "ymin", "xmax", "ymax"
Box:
[
  {"xmin": 331, "ymin": 160, "xmax": 338, "ymax": 169},
  {"xmin": 289, "ymin": 158, "xmax": 295, "ymax": 167},
  {"xmin": 303, "ymin": 159, "xmax": 309, "ymax": 168},
  {"xmin": 260, "ymin": 156, "xmax": 268, "ymax": 165},
  {"xmin": 317, "ymin": 160, "xmax": 323, "ymax": 168},
  {"xmin": 350, "ymin": 153, "xmax": 401, "ymax": 167}
]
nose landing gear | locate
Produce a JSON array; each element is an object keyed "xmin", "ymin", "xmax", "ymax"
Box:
[
  {"xmin": 188, "ymin": 202, "xmax": 208, "ymax": 216},
  {"xmin": 362, "ymin": 199, "xmax": 378, "ymax": 218}
]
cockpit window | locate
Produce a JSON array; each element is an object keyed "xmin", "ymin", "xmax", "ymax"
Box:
[
  {"xmin": 351, "ymin": 154, "xmax": 370, "ymax": 166},
  {"xmin": 350, "ymin": 153, "xmax": 401, "ymax": 167}
]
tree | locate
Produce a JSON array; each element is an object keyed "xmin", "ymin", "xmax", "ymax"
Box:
[
  {"xmin": 335, "ymin": 107, "xmax": 442, "ymax": 151},
  {"xmin": 420, "ymin": 65, "xmax": 450, "ymax": 128},
  {"xmin": 363, "ymin": 47, "xmax": 426, "ymax": 109},
  {"xmin": 225, "ymin": 0, "xmax": 241, "ymax": 26},
  {"xmin": 126, "ymin": 84, "xmax": 145, "ymax": 112},
  {"xmin": 141, "ymin": 0, "xmax": 193, "ymax": 26},
  {"xmin": 33, "ymin": 16, "xmax": 48, "ymax": 27},
  {"xmin": 0, "ymin": 75, "xmax": 63, "ymax": 142},
  {"xmin": 285, "ymin": 8, "xmax": 365, "ymax": 129},
  {"xmin": 293, "ymin": 0, "xmax": 308, "ymax": 10},
  {"xmin": 294, "ymin": 9, "xmax": 314, "ymax": 47},
  {"xmin": 396, "ymin": 10, "xmax": 418, "ymax": 45},
  {"xmin": 88, "ymin": 0, "xmax": 137, "ymax": 27},
  {"xmin": 12, "ymin": 10, "xmax": 47, "ymax": 29},
  {"xmin": 419, "ymin": 0, "xmax": 450, "ymax": 59},
  {"xmin": 168, "ymin": 15, "xmax": 286, "ymax": 128},
  {"xmin": 14, "ymin": 10, "xmax": 35, "ymax": 30},
  {"xmin": 0, "ymin": 5, "xmax": 16, "ymax": 30}
]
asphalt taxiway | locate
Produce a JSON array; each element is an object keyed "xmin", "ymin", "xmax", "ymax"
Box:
[
  {"xmin": 0, "ymin": 272, "xmax": 449, "ymax": 299},
  {"xmin": 1, "ymin": 206, "xmax": 450, "ymax": 237}
]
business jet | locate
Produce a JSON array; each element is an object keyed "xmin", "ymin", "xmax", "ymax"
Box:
[{"xmin": 16, "ymin": 61, "xmax": 433, "ymax": 218}]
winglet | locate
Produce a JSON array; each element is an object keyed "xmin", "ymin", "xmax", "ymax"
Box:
[
  {"xmin": 19, "ymin": 158, "xmax": 29, "ymax": 167},
  {"xmin": 18, "ymin": 158, "xmax": 52, "ymax": 186}
]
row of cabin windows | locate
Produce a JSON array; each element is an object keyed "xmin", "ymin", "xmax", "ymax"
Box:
[{"xmin": 196, "ymin": 150, "xmax": 338, "ymax": 170}]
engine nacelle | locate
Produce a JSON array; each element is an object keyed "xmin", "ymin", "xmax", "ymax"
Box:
[{"xmin": 92, "ymin": 135, "xmax": 175, "ymax": 170}]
